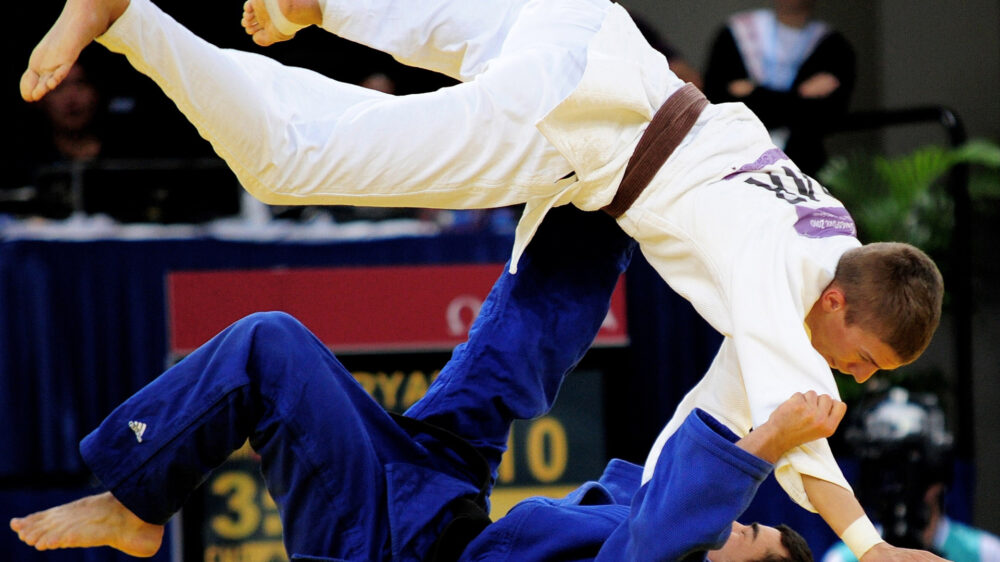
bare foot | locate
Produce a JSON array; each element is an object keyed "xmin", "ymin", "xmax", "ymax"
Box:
[
  {"xmin": 21, "ymin": 0, "xmax": 130, "ymax": 102},
  {"xmin": 9, "ymin": 491, "xmax": 164, "ymax": 557},
  {"xmin": 242, "ymin": 0, "xmax": 322, "ymax": 47}
]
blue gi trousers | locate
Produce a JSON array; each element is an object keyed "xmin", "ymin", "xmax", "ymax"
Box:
[{"xmin": 78, "ymin": 207, "xmax": 635, "ymax": 561}]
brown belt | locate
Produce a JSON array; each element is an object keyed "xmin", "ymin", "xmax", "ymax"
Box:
[{"xmin": 601, "ymin": 83, "xmax": 709, "ymax": 218}]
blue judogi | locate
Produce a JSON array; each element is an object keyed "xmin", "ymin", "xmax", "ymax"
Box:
[
  {"xmin": 80, "ymin": 207, "xmax": 631, "ymax": 561},
  {"xmin": 460, "ymin": 410, "xmax": 772, "ymax": 561},
  {"xmin": 78, "ymin": 208, "xmax": 774, "ymax": 561}
]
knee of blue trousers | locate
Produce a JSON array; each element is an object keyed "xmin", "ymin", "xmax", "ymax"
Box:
[
  {"xmin": 229, "ymin": 311, "xmax": 330, "ymax": 381},
  {"xmin": 228, "ymin": 311, "xmax": 309, "ymax": 354},
  {"xmin": 235, "ymin": 310, "xmax": 309, "ymax": 339},
  {"xmin": 229, "ymin": 310, "xmax": 364, "ymax": 398}
]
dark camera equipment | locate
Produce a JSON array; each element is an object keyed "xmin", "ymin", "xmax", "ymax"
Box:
[{"xmin": 844, "ymin": 387, "xmax": 953, "ymax": 552}]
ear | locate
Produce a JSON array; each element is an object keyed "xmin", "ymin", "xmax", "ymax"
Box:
[{"xmin": 821, "ymin": 285, "xmax": 847, "ymax": 312}]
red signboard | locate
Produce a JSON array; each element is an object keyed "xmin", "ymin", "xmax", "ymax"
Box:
[{"xmin": 167, "ymin": 265, "xmax": 627, "ymax": 355}]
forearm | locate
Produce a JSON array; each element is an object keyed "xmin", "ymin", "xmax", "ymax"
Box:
[
  {"xmin": 802, "ymin": 474, "xmax": 865, "ymax": 534},
  {"xmin": 803, "ymin": 474, "xmax": 884, "ymax": 558}
]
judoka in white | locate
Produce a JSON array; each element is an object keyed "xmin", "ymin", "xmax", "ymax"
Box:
[{"xmin": 20, "ymin": 0, "xmax": 946, "ymax": 559}]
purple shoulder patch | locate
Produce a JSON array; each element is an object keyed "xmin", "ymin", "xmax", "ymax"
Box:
[
  {"xmin": 723, "ymin": 148, "xmax": 790, "ymax": 180},
  {"xmin": 794, "ymin": 206, "xmax": 857, "ymax": 238}
]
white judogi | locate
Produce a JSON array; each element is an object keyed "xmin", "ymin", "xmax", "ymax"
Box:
[{"xmin": 97, "ymin": 0, "xmax": 861, "ymax": 512}]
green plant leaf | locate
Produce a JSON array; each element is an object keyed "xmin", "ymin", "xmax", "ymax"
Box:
[
  {"xmin": 951, "ymin": 139, "xmax": 1000, "ymax": 169},
  {"xmin": 818, "ymin": 138, "xmax": 1000, "ymax": 253}
]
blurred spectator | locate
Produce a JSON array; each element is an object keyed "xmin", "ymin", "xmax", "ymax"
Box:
[
  {"xmin": 703, "ymin": 0, "xmax": 855, "ymax": 175},
  {"xmin": 632, "ymin": 15, "xmax": 703, "ymax": 90},
  {"xmin": 5, "ymin": 53, "xmax": 112, "ymax": 218},
  {"xmin": 36, "ymin": 64, "xmax": 103, "ymax": 163},
  {"xmin": 822, "ymin": 387, "xmax": 1000, "ymax": 561},
  {"xmin": 4, "ymin": 49, "xmax": 241, "ymax": 223}
]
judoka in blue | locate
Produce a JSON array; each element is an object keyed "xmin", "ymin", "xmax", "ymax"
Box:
[{"xmin": 12, "ymin": 208, "xmax": 823, "ymax": 561}]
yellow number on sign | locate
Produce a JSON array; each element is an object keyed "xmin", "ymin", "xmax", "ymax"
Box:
[
  {"xmin": 210, "ymin": 471, "xmax": 262, "ymax": 540},
  {"xmin": 497, "ymin": 429, "xmax": 516, "ymax": 484},
  {"xmin": 526, "ymin": 417, "xmax": 568, "ymax": 483}
]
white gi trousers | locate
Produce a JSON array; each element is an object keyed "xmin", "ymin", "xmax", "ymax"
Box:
[{"xmin": 97, "ymin": 0, "xmax": 599, "ymax": 210}]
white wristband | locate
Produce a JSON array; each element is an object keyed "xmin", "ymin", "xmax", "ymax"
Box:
[{"xmin": 842, "ymin": 516, "xmax": 884, "ymax": 559}]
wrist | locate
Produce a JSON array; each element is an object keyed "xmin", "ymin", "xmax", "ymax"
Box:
[
  {"xmin": 738, "ymin": 423, "xmax": 784, "ymax": 463},
  {"xmin": 842, "ymin": 516, "xmax": 884, "ymax": 559}
]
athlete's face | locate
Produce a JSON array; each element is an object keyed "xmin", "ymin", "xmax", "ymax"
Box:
[
  {"xmin": 807, "ymin": 288, "xmax": 905, "ymax": 383},
  {"xmin": 707, "ymin": 522, "xmax": 786, "ymax": 562}
]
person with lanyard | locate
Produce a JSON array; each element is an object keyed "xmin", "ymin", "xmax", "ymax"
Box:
[
  {"xmin": 703, "ymin": 0, "xmax": 856, "ymax": 175},
  {"xmin": 21, "ymin": 0, "xmax": 944, "ymax": 559}
]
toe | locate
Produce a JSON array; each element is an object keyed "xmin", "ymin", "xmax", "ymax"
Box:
[
  {"xmin": 33, "ymin": 80, "xmax": 53, "ymax": 101},
  {"xmin": 22, "ymin": 526, "xmax": 43, "ymax": 546},
  {"xmin": 252, "ymin": 30, "xmax": 273, "ymax": 47},
  {"xmin": 242, "ymin": 1, "xmax": 257, "ymax": 26},
  {"xmin": 242, "ymin": 16, "xmax": 261, "ymax": 33},
  {"xmin": 19, "ymin": 69, "xmax": 40, "ymax": 102}
]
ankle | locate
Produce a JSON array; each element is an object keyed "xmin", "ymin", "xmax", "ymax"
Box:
[
  {"xmin": 104, "ymin": 0, "xmax": 131, "ymax": 29},
  {"xmin": 284, "ymin": 0, "xmax": 322, "ymax": 26}
]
